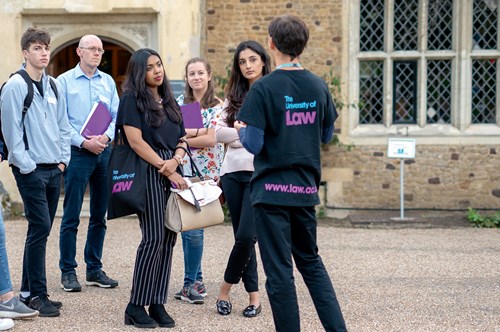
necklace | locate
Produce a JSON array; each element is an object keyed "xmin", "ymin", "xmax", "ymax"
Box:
[
  {"xmin": 275, "ymin": 62, "xmax": 302, "ymax": 70},
  {"xmin": 157, "ymin": 98, "xmax": 163, "ymax": 104}
]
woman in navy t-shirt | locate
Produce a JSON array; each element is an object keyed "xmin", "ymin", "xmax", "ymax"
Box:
[{"xmin": 117, "ymin": 48, "xmax": 187, "ymax": 329}]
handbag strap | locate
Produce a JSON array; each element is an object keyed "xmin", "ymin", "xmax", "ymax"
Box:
[
  {"xmin": 175, "ymin": 144, "xmax": 204, "ymax": 181},
  {"xmin": 188, "ymin": 187, "xmax": 202, "ymax": 212}
]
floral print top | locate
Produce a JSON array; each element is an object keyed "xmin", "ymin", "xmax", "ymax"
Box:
[{"xmin": 177, "ymin": 94, "xmax": 224, "ymax": 179}]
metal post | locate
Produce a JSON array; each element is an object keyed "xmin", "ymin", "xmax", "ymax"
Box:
[
  {"xmin": 391, "ymin": 158, "xmax": 413, "ymax": 221},
  {"xmin": 400, "ymin": 159, "xmax": 404, "ymax": 219}
]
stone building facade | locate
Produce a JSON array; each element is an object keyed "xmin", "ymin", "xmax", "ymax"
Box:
[
  {"xmin": 203, "ymin": 0, "xmax": 343, "ymax": 84},
  {"xmin": 1, "ymin": 0, "xmax": 499, "ymax": 217},
  {"xmin": 203, "ymin": 0, "xmax": 500, "ymax": 217}
]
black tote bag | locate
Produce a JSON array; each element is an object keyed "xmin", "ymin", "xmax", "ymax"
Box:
[{"xmin": 107, "ymin": 129, "xmax": 147, "ymax": 219}]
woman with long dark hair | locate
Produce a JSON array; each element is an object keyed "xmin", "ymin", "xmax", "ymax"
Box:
[
  {"xmin": 214, "ymin": 40, "xmax": 271, "ymax": 317},
  {"xmin": 117, "ymin": 48, "xmax": 187, "ymax": 328}
]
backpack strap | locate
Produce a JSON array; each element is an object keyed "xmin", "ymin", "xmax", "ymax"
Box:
[
  {"xmin": 13, "ymin": 70, "xmax": 34, "ymax": 151},
  {"xmin": 9, "ymin": 71, "xmax": 58, "ymax": 152},
  {"xmin": 48, "ymin": 77, "xmax": 59, "ymax": 100}
]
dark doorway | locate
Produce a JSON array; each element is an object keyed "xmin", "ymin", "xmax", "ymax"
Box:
[{"xmin": 47, "ymin": 40, "xmax": 132, "ymax": 93}]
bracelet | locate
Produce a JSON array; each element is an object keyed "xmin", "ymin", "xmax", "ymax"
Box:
[
  {"xmin": 173, "ymin": 155, "xmax": 183, "ymax": 165},
  {"xmin": 195, "ymin": 128, "xmax": 200, "ymax": 137}
]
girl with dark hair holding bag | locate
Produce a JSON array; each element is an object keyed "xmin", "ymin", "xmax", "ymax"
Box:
[
  {"xmin": 116, "ymin": 48, "xmax": 187, "ymax": 329},
  {"xmin": 214, "ymin": 40, "xmax": 271, "ymax": 317}
]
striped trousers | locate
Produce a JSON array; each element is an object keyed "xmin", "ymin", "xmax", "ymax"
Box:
[{"xmin": 130, "ymin": 150, "xmax": 177, "ymax": 305}]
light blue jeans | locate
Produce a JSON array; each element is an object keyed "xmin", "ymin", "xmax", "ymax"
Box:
[
  {"xmin": 181, "ymin": 229, "xmax": 204, "ymax": 287},
  {"xmin": 0, "ymin": 208, "xmax": 13, "ymax": 296}
]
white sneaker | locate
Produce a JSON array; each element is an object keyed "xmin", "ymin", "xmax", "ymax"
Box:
[{"xmin": 0, "ymin": 318, "xmax": 14, "ymax": 331}]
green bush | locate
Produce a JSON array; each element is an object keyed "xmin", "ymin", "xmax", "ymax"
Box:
[{"xmin": 466, "ymin": 208, "xmax": 500, "ymax": 228}]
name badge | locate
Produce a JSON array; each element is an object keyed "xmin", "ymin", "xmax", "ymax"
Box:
[
  {"xmin": 99, "ymin": 95, "xmax": 110, "ymax": 104},
  {"xmin": 47, "ymin": 97, "xmax": 57, "ymax": 104}
]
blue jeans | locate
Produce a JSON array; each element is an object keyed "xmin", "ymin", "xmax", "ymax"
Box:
[
  {"xmin": 0, "ymin": 209, "xmax": 13, "ymax": 296},
  {"xmin": 59, "ymin": 146, "xmax": 111, "ymax": 275},
  {"xmin": 181, "ymin": 229, "xmax": 204, "ymax": 287}
]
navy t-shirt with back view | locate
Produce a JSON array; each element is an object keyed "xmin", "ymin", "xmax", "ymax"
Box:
[{"xmin": 237, "ymin": 69, "xmax": 337, "ymax": 207}]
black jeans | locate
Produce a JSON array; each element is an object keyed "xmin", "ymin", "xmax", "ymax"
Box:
[
  {"xmin": 12, "ymin": 165, "xmax": 62, "ymax": 297},
  {"xmin": 221, "ymin": 171, "xmax": 258, "ymax": 292},
  {"xmin": 254, "ymin": 204, "xmax": 346, "ymax": 332}
]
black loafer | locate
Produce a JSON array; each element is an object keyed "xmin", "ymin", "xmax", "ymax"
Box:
[
  {"xmin": 216, "ymin": 300, "xmax": 232, "ymax": 315},
  {"xmin": 243, "ymin": 304, "xmax": 262, "ymax": 318}
]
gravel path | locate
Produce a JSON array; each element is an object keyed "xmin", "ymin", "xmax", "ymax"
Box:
[{"xmin": 4, "ymin": 217, "xmax": 500, "ymax": 332}]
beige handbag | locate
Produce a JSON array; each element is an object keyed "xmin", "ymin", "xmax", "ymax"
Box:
[
  {"xmin": 165, "ymin": 178, "xmax": 224, "ymax": 232},
  {"xmin": 164, "ymin": 146, "xmax": 224, "ymax": 232}
]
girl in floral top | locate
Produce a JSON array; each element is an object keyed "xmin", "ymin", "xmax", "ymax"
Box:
[
  {"xmin": 174, "ymin": 58, "xmax": 224, "ymax": 304},
  {"xmin": 176, "ymin": 94, "xmax": 224, "ymax": 178}
]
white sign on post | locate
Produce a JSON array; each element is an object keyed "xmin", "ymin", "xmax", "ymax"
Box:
[
  {"xmin": 387, "ymin": 138, "xmax": 416, "ymax": 159},
  {"xmin": 387, "ymin": 138, "xmax": 416, "ymax": 221}
]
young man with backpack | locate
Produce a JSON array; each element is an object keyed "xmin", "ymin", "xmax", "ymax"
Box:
[
  {"xmin": 0, "ymin": 27, "xmax": 71, "ymax": 317},
  {"xmin": 235, "ymin": 15, "xmax": 347, "ymax": 331}
]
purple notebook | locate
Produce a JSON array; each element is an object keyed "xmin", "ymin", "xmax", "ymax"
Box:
[
  {"xmin": 180, "ymin": 102, "xmax": 204, "ymax": 128},
  {"xmin": 79, "ymin": 101, "xmax": 112, "ymax": 138}
]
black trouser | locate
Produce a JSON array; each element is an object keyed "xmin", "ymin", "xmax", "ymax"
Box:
[
  {"xmin": 254, "ymin": 203, "xmax": 346, "ymax": 332},
  {"xmin": 221, "ymin": 171, "xmax": 258, "ymax": 292},
  {"xmin": 12, "ymin": 165, "xmax": 62, "ymax": 297}
]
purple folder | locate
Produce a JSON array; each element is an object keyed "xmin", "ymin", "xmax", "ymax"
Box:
[
  {"xmin": 79, "ymin": 101, "xmax": 112, "ymax": 138},
  {"xmin": 180, "ymin": 102, "xmax": 204, "ymax": 128}
]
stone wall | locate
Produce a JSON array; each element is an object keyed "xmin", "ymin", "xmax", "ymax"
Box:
[
  {"xmin": 203, "ymin": 0, "xmax": 343, "ymax": 90},
  {"xmin": 322, "ymin": 145, "xmax": 500, "ymax": 210},
  {"xmin": 202, "ymin": 1, "xmax": 500, "ymax": 212}
]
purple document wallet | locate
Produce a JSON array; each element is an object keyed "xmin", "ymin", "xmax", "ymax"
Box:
[
  {"xmin": 180, "ymin": 102, "xmax": 204, "ymax": 128},
  {"xmin": 79, "ymin": 101, "xmax": 112, "ymax": 138}
]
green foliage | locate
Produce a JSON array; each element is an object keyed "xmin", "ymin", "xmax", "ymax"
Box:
[
  {"xmin": 221, "ymin": 201, "xmax": 232, "ymax": 223},
  {"xmin": 322, "ymin": 70, "xmax": 355, "ymax": 151},
  {"xmin": 323, "ymin": 72, "xmax": 345, "ymax": 110},
  {"xmin": 316, "ymin": 205, "xmax": 326, "ymax": 219},
  {"xmin": 467, "ymin": 208, "xmax": 500, "ymax": 228},
  {"xmin": 213, "ymin": 64, "xmax": 231, "ymax": 99}
]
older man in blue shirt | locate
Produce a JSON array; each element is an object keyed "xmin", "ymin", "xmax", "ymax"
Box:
[{"xmin": 57, "ymin": 34, "xmax": 119, "ymax": 293}]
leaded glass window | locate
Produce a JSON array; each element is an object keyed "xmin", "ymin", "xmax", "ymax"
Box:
[
  {"xmin": 393, "ymin": 62, "xmax": 417, "ymax": 124},
  {"xmin": 473, "ymin": 0, "xmax": 498, "ymax": 50},
  {"xmin": 359, "ymin": 61, "xmax": 384, "ymax": 124},
  {"xmin": 472, "ymin": 59, "xmax": 497, "ymax": 123},
  {"xmin": 428, "ymin": 0, "xmax": 453, "ymax": 50},
  {"xmin": 427, "ymin": 60, "xmax": 452, "ymax": 123},
  {"xmin": 394, "ymin": 0, "xmax": 419, "ymax": 50},
  {"xmin": 360, "ymin": 0, "xmax": 385, "ymax": 51},
  {"xmin": 355, "ymin": 0, "xmax": 500, "ymax": 133}
]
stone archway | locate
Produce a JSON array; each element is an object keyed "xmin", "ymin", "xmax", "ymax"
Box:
[
  {"xmin": 21, "ymin": 10, "xmax": 158, "ymax": 54},
  {"xmin": 47, "ymin": 38, "xmax": 132, "ymax": 92},
  {"xmin": 22, "ymin": 11, "xmax": 158, "ymax": 88}
]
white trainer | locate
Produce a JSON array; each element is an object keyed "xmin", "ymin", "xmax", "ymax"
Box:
[{"xmin": 0, "ymin": 318, "xmax": 14, "ymax": 331}]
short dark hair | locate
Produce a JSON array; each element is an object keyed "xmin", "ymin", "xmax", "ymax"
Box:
[
  {"xmin": 21, "ymin": 27, "xmax": 51, "ymax": 51},
  {"xmin": 268, "ymin": 15, "xmax": 309, "ymax": 60}
]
